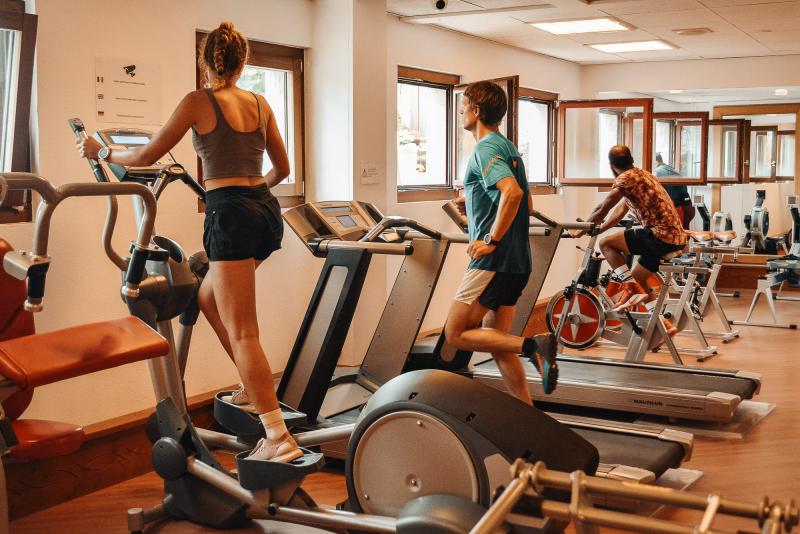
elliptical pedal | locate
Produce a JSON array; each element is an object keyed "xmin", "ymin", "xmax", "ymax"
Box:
[
  {"xmin": 214, "ymin": 392, "xmax": 307, "ymax": 441},
  {"xmin": 236, "ymin": 448, "xmax": 324, "ymax": 491}
]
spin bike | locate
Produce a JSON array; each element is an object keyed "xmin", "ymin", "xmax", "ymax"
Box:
[{"xmin": 545, "ymin": 225, "xmax": 697, "ymax": 364}]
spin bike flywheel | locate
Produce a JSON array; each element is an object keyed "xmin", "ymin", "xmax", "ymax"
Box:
[{"xmin": 546, "ymin": 286, "xmax": 605, "ymax": 349}]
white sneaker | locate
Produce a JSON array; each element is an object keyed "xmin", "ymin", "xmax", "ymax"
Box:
[
  {"xmin": 246, "ymin": 434, "xmax": 303, "ymax": 463},
  {"xmin": 221, "ymin": 385, "xmax": 257, "ymax": 413}
]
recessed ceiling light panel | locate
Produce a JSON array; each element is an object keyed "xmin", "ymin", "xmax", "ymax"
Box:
[
  {"xmin": 590, "ymin": 40, "xmax": 675, "ymax": 53},
  {"xmin": 775, "ymin": 89, "xmax": 789, "ymax": 96},
  {"xmin": 669, "ymin": 89, "xmax": 683, "ymax": 94},
  {"xmin": 531, "ymin": 17, "xmax": 632, "ymax": 35}
]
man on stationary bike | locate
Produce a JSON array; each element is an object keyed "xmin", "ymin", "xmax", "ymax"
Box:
[
  {"xmin": 574, "ymin": 145, "xmax": 687, "ymax": 329},
  {"xmin": 445, "ymin": 81, "xmax": 558, "ymax": 400}
]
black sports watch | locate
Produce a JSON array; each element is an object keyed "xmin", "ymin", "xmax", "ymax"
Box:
[{"xmin": 483, "ymin": 233, "xmax": 500, "ymax": 247}]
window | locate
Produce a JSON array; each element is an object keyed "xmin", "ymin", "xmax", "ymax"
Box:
[
  {"xmin": 397, "ymin": 80, "xmax": 449, "ymax": 188},
  {"xmin": 651, "ymin": 112, "xmax": 708, "ymax": 184},
  {"xmin": 518, "ymin": 88, "xmax": 556, "ymax": 186},
  {"xmin": 195, "ymin": 33, "xmax": 304, "ymax": 205},
  {"xmin": 598, "ymin": 111, "xmax": 621, "ymax": 177},
  {"xmin": 750, "ymin": 126, "xmax": 777, "ymax": 182},
  {"xmin": 396, "ymin": 67, "xmax": 460, "ymax": 201},
  {"xmin": 0, "ymin": 2, "xmax": 37, "ymax": 224},
  {"xmin": 777, "ymin": 131, "xmax": 795, "ymax": 181},
  {"xmin": 706, "ymin": 119, "xmax": 745, "ymax": 184},
  {"xmin": 557, "ymin": 98, "xmax": 653, "ymax": 186}
]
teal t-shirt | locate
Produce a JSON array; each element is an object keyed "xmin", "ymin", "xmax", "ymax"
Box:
[{"xmin": 464, "ymin": 131, "xmax": 531, "ymax": 273}]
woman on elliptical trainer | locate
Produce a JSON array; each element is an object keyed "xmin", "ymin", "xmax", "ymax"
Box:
[{"xmin": 76, "ymin": 21, "xmax": 302, "ymax": 463}]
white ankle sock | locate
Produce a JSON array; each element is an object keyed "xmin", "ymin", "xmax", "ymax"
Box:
[
  {"xmin": 259, "ymin": 409, "xmax": 289, "ymax": 441},
  {"xmin": 612, "ymin": 266, "xmax": 633, "ymax": 282}
]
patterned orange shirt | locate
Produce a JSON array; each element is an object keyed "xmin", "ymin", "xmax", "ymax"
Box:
[{"xmin": 613, "ymin": 167, "xmax": 687, "ymax": 246}]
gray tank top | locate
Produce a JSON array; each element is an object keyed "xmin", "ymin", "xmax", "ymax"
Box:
[{"xmin": 192, "ymin": 89, "xmax": 266, "ymax": 180}]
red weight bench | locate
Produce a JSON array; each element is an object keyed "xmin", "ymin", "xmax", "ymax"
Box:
[{"xmin": 0, "ymin": 238, "xmax": 169, "ymax": 526}]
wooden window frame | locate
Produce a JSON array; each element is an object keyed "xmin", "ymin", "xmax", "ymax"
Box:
[
  {"xmin": 397, "ymin": 66, "xmax": 460, "ymax": 203},
  {"xmin": 195, "ymin": 32, "xmax": 305, "ymax": 208},
  {"xmin": 713, "ymin": 103, "xmax": 800, "ymax": 200},
  {"xmin": 777, "ymin": 130, "xmax": 795, "ymax": 182},
  {"xmin": 0, "ymin": 2, "xmax": 36, "ymax": 224},
  {"xmin": 652, "ymin": 111, "xmax": 708, "ymax": 185},
  {"xmin": 519, "ymin": 87, "xmax": 558, "ymax": 194},
  {"xmin": 749, "ymin": 125, "xmax": 778, "ymax": 183},
  {"xmin": 557, "ymin": 98, "xmax": 654, "ymax": 186},
  {"xmin": 706, "ymin": 119, "xmax": 746, "ymax": 184}
]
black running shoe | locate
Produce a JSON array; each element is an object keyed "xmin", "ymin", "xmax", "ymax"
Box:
[{"xmin": 527, "ymin": 334, "xmax": 559, "ymax": 394}]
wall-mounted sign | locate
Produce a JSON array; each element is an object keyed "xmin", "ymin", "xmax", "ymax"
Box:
[{"xmin": 95, "ymin": 57, "xmax": 161, "ymax": 124}]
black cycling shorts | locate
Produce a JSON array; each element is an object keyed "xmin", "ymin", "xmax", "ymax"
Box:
[
  {"xmin": 624, "ymin": 227, "xmax": 685, "ymax": 272},
  {"xmin": 203, "ymin": 184, "xmax": 283, "ymax": 261}
]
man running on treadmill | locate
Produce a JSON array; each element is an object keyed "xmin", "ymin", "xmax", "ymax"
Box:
[
  {"xmin": 574, "ymin": 145, "xmax": 687, "ymax": 314},
  {"xmin": 445, "ymin": 81, "xmax": 558, "ymax": 400}
]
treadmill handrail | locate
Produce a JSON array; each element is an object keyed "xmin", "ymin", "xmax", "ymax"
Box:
[{"xmin": 311, "ymin": 239, "xmax": 413, "ymax": 255}]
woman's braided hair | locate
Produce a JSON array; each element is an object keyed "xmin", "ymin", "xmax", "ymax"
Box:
[{"xmin": 199, "ymin": 22, "xmax": 248, "ymax": 89}]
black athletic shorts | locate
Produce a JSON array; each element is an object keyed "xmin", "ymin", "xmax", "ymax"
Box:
[
  {"xmin": 203, "ymin": 184, "xmax": 283, "ymax": 261},
  {"xmin": 624, "ymin": 227, "xmax": 685, "ymax": 272},
  {"xmin": 478, "ymin": 271, "xmax": 530, "ymax": 311}
]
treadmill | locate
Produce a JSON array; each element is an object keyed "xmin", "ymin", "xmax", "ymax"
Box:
[
  {"xmin": 279, "ymin": 200, "xmax": 691, "ymax": 484},
  {"xmin": 414, "ymin": 207, "xmax": 761, "ymax": 424}
]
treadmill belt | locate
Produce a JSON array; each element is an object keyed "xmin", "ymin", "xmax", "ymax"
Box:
[
  {"xmin": 575, "ymin": 428, "xmax": 684, "ymax": 476},
  {"xmin": 475, "ymin": 358, "xmax": 757, "ymax": 398}
]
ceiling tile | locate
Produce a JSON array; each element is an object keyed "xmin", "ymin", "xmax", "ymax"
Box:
[
  {"xmin": 619, "ymin": 9, "xmax": 724, "ymax": 29},
  {"xmin": 584, "ymin": 0, "xmax": 703, "ymax": 15}
]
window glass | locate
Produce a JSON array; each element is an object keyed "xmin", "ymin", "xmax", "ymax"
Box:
[
  {"xmin": 707, "ymin": 124, "xmax": 739, "ymax": 181},
  {"xmin": 751, "ymin": 129, "xmax": 776, "ymax": 179},
  {"xmin": 0, "ymin": 29, "xmax": 18, "ymax": 172},
  {"xmin": 724, "ymin": 130, "xmax": 737, "ymax": 177},
  {"xmin": 595, "ymin": 111, "xmax": 620, "ymax": 178},
  {"xmin": 397, "ymin": 82, "xmax": 448, "ymax": 187},
  {"xmin": 679, "ymin": 123, "xmax": 702, "ymax": 177},
  {"xmin": 518, "ymin": 99, "xmax": 549, "ymax": 183},
  {"xmin": 237, "ymin": 65, "xmax": 294, "ymax": 183},
  {"xmin": 778, "ymin": 133, "xmax": 795, "ymax": 178},
  {"xmin": 654, "ymin": 120, "xmax": 673, "ymax": 166}
]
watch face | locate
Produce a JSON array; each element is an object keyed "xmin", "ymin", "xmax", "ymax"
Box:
[
  {"xmin": 98, "ymin": 147, "xmax": 109, "ymax": 159},
  {"xmin": 484, "ymin": 233, "xmax": 491, "ymax": 244}
]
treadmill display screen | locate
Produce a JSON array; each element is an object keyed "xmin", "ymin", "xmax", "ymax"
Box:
[
  {"xmin": 337, "ymin": 215, "xmax": 357, "ymax": 228},
  {"xmin": 110, "ymin": 135, "xmax": 150, "ymax": 145},
  {"xmin": 321, "ymin": 206, "xmax": 351, "ymax": 214}
]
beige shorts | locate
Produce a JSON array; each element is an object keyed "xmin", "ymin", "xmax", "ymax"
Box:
[{"xmin": 454, "ymin": 268, "xmax": 496, "ymax": 306}]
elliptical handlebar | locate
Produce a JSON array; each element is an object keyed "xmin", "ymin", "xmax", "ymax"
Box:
[
  {"xmin": 67, "ymin": 118, "xmax": 111, "ymax": 183},
  {"xmin": 0, "ymin": 172, "xmax": 159, "ymax": 309}
]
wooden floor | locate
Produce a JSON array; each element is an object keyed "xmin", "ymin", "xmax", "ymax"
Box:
[{"xmin": 11, "ymin": 290, "xmax": 800, "ymax": 533}]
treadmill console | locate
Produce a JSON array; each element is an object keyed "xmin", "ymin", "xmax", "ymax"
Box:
[
  {"xmin": 283, "ymin": 200, "xmax": 385, "ymax": 249},
  {"xmin": 94, "ymin": 128, "xmax": 177, "ymax": 181}
]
